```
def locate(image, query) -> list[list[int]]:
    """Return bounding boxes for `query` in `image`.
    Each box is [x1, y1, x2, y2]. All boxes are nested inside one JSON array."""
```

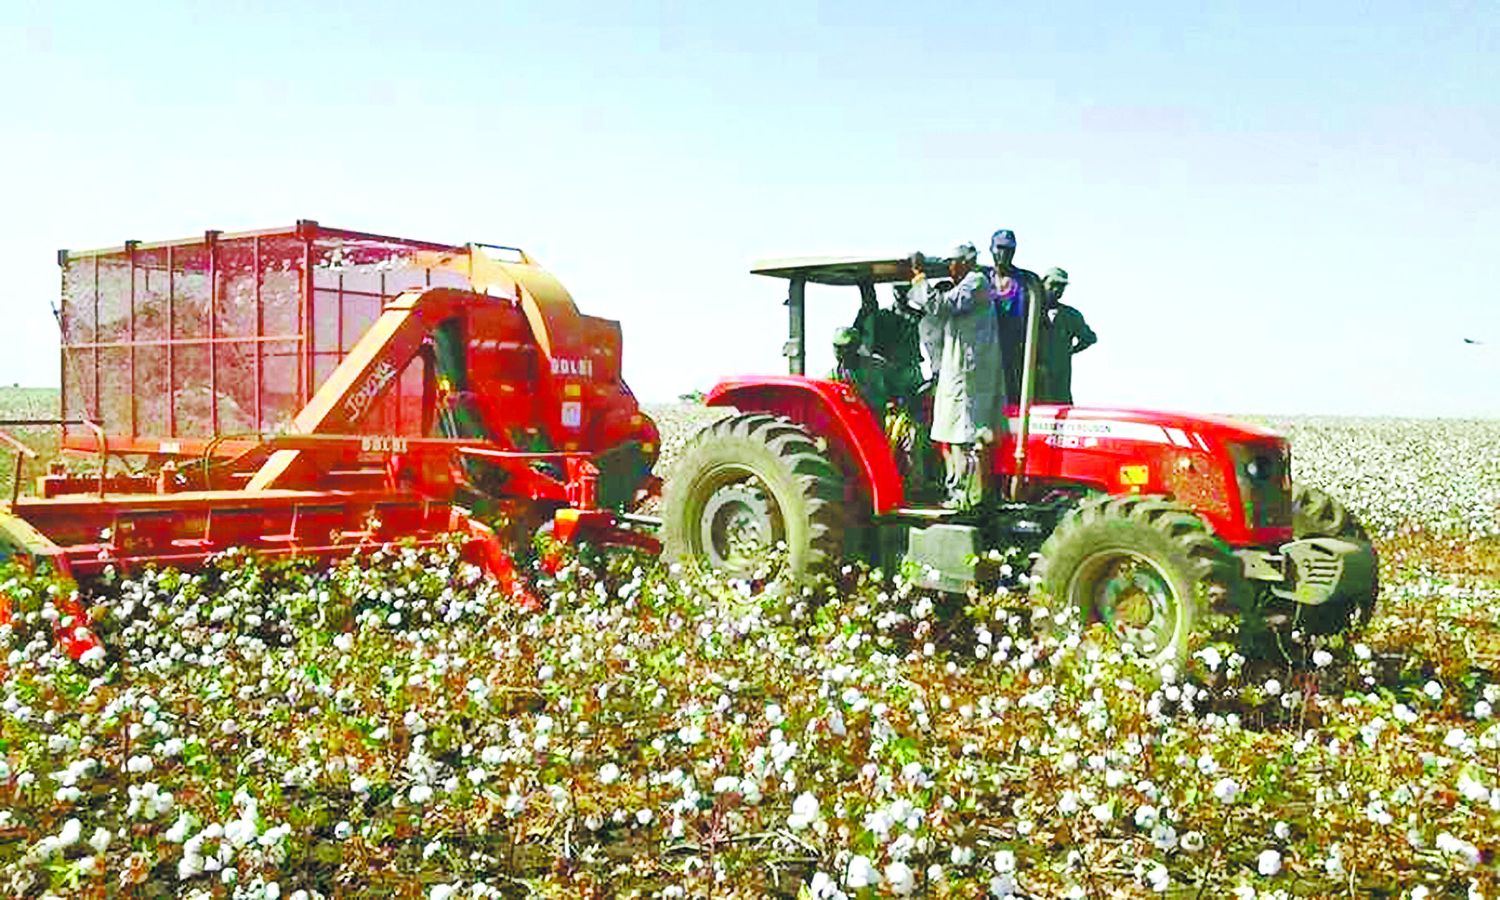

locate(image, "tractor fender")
[[706, 376, 905, 514]]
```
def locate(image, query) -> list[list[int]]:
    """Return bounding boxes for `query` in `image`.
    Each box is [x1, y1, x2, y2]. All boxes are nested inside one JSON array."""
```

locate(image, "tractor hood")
[[1013, 404, 1285, 448]]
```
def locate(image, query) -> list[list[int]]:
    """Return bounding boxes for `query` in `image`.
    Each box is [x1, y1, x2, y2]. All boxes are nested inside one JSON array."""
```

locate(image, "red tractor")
[[661, 256, 1377, 662]]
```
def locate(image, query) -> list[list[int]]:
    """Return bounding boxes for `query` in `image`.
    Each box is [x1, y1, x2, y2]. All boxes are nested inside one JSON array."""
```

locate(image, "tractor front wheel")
[[661, 414, 847, 580], [1031, 495, 1247, 667], [1285, 483, 1379, 634]]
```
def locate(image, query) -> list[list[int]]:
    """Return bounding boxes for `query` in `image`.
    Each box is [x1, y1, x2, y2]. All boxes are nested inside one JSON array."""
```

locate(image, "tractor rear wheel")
[[1031, 494, 1247, 667], [661, 414, 846, 580], [1286, 483, 1379, 634]]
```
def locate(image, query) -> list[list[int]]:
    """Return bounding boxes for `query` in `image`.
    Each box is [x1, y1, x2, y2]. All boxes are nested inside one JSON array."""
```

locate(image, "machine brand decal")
[[1009, 417, 1172, 445], [361, 436, 409, 453], [343, 360, 399, 423], [561, 401, 582, 429], [551, 357, 594, 378]]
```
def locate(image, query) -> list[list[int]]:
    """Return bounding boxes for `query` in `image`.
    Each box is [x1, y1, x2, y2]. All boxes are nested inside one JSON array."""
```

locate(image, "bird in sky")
[[1463, 338, 1482, 345]]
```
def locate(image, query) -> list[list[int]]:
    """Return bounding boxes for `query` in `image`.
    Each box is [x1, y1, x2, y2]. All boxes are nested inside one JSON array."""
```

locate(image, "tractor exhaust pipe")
[[1009, 279, 1043, 501]]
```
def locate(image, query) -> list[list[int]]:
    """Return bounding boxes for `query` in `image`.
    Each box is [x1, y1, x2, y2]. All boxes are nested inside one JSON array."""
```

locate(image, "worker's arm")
[[932, 272, 985, 316], [1071, 310, 1097, 353]]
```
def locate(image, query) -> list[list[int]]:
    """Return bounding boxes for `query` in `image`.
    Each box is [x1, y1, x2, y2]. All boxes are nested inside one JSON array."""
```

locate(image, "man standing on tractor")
[[987, 229, 1045, 403], [1035, 267, 1097, 404], [830, 326, 888, 415], [853, 281, 924, 408], [858, 280, 933, 498], [926, 243, 1004, 510], [908, 251, 943, 382]]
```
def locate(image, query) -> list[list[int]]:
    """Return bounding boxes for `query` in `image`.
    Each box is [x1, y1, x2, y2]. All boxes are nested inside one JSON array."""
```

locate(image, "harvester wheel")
[[1031, 494, 1247, 667], [662, 414, 846, 580], [1286, 483, 1379, 634]]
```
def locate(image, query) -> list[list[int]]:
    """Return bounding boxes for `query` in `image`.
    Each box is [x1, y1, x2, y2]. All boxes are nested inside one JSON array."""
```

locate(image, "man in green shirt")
[[830, 326, 888, 415], [854, 284, 924, 408], [1035, 268, 1097, 405]]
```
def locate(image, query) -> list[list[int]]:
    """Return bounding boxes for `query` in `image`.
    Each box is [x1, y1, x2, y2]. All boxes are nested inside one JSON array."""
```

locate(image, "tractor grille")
[[1298, 557, 1342, 590], [1229, 441, 1292, 530]]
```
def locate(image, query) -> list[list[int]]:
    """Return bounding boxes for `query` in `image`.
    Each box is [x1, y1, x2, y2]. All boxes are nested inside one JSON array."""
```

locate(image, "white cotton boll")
[[1263, 679, 1282, 697], [1257, 849, 1282, 876], [1425, 681, 1444, 701], [1145, 863, 1169, 892], [1476, 701, 1494, 720], [1151, 822, 1178, 851], [846, 855, 879, 889], [58, 818, 81, 847], [223, 818, 256, 848], [409, 784, 433, 804], [1312, 649, 1334, 668], [739, 777, 762, 806], [598, 763, 621, 785], [334, 821, 353, 840], [787, 792, 819, 829], [89, 827, 111, 854], [351, 776, 370, 794], [886, 861, 915, 895], [1213, 778, 1241, 804]]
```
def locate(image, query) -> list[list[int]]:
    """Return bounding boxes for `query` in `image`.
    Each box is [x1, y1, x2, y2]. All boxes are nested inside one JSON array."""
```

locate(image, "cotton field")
[[0, 411, 1496, 898]]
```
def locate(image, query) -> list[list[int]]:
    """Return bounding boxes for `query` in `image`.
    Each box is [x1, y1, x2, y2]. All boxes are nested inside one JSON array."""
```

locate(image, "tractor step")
[[887, 507, 965, 521]]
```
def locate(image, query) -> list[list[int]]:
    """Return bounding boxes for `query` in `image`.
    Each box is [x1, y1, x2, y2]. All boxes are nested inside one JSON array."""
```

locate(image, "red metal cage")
[[58, 220, 475, 458]]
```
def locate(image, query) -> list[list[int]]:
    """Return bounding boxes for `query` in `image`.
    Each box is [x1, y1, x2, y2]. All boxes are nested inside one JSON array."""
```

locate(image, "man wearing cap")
[[1035, 267, 1096, 404], [829, 326, 887, 416], [987, 229, 1045, 404], [925, 243, 1004, 509]]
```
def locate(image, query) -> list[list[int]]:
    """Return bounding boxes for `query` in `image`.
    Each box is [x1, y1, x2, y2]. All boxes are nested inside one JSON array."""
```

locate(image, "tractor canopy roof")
[[751, 256, 944, 286]]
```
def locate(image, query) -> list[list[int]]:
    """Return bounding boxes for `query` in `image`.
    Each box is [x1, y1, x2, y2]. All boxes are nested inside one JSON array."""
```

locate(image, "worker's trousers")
[[941, 442, 985, 510]]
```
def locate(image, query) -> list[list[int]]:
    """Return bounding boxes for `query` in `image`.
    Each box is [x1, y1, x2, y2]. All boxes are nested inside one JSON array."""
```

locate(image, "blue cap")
[[990, 229, 1017, 252]]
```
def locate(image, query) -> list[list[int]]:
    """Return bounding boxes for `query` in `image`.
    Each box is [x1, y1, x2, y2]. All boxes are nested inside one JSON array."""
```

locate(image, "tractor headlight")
[[1228, 442, 1292, 529]]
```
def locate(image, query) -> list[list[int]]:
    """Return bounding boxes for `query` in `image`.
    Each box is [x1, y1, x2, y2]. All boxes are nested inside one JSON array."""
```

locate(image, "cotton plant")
[[1, 419, 1499, 894]]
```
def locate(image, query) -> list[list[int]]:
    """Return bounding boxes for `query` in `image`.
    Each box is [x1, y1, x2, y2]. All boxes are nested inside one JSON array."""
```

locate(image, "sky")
[[2, 0, 1497, 417]]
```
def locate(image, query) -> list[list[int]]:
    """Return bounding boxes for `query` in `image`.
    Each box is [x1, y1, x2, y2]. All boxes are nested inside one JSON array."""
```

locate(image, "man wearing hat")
[[1035, 267, 1096, 404], [926, 243, 1004, 509], [829, 326, 887, 415], [987, 229, 1044, 404]]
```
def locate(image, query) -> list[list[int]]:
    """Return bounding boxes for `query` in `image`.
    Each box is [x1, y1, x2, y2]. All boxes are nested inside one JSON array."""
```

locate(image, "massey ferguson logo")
[[343, 359, 399, 422], [550, 357, 594, 378]]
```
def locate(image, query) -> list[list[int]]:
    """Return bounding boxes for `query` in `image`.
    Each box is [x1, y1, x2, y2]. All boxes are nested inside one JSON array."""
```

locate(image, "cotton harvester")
[[0, 221, 661, 639]]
